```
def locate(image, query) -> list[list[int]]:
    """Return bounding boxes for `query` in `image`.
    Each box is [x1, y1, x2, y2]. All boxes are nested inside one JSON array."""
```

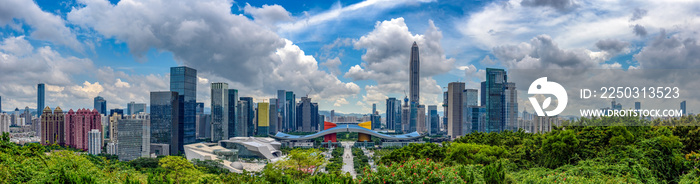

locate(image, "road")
[[340, 141, 356, 178]]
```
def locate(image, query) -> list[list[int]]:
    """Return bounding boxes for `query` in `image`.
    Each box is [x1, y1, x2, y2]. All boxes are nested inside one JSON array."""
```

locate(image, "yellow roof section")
[[358, 121, 371, 130]]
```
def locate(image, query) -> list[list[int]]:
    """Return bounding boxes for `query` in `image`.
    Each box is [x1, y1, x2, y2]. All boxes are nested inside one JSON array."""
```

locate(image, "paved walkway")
[[340, 141, 356, 178]]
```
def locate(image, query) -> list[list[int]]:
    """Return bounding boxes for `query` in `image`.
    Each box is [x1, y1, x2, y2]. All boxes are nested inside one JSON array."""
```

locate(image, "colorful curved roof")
[[271, 123, 424, 141]]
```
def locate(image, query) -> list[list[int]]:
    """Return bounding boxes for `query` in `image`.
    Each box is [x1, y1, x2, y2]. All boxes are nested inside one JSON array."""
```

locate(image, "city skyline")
[[0, 0, 699, 115]]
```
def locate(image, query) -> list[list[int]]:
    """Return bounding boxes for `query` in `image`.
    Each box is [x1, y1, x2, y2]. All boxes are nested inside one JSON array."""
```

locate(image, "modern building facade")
[[65, 108, 102, 151], [94, 96, 106, 115], [0, 113, 10, 133], [228, 89, 238, 139], [211, 82, 229, 142], [127, 102, 146, 115], [41, 106, 65, 145], [150, 91, 180, 155], [170, 66, 197, 148], [286, 92, 296, 132], [483, 68, 507, 133], [37, 83, 45, 117], [296, 97, 318, 132], [276, 90, 287, 132], [238, 97, 254, 137], [88, 129, 102, 155], [386, 97, 401, 132], [409, 42, 420, 105], [117, 114, 150, 161], [505, 82, 518, 131], [257, 102, 269, 136], [269, 99, 278, 134], [681, 101, 687, 116], [428, 105, 439, 135], [447, 82, 465, 139]]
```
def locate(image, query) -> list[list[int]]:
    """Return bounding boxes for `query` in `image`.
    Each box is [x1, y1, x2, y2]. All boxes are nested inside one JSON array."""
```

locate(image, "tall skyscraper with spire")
[[409, 42, 420, 105]]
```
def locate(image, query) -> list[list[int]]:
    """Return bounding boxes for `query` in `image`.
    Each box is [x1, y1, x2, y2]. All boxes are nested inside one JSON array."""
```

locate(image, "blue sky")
[[1, 0, 699, 115]]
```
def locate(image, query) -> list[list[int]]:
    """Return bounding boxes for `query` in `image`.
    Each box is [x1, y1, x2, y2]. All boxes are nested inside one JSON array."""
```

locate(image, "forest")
[[1, 115, 699, 183]]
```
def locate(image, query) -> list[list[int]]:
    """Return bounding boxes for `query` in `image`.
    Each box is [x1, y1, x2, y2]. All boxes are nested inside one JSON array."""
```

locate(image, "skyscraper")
[[276, 90, 287, 131], [88, 129, 102, 155], [505, 83, 518, 131], [371, 103, 381, 129], [447, 82, 465, 139], [117, 113, 150, 161], [483, 68, 507, 133], [296, 97, 319, 132], [428, 105, 439, 135], [269, 99, 278, 134], [0, 113, 9, 133], [681, 101, 687, 116], [409, 42, 420, 105], [65, 108, 102, 151], [635, 102, 641, 110], [386, 97, 401, 132], [416, 105, 426, 133], [37, 83, 45, 116], [227, 89, 238, 139], [170, 66, 196, 147], [127, 102, 146, 115], [238, 97, 254, 136], [150, 91, 180, 155], [0, 96, 3, 112], [41, 106, 65, 146], [286, 91, 296, 132], [211, 83, 228, 142], [24, 106, 30, 126], [257, 102, 269, 136]]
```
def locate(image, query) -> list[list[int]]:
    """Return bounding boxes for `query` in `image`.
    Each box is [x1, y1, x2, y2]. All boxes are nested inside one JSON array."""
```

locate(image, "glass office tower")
[[37, 83, 45, 116], [170, 66, 196, 151], [150, 91, 180, 155]]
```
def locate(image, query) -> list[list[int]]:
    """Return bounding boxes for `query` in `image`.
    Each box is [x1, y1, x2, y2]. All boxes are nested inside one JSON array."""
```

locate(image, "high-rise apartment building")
[[65, 109, 102, 151], [0, 113, 10, 133], [170, 66, 196, 147], [150, 91, 180, 155], [41, 107, 65, 145], [211, 82, 228, 142], [88, 129, 102, 155]]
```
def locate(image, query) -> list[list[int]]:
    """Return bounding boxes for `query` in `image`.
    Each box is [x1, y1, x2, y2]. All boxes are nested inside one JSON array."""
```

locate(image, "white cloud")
[[0, 0, 83, 51], [67, 0, 361, 106], [114, 78, 131, 88], [243, 3, 294, 30]]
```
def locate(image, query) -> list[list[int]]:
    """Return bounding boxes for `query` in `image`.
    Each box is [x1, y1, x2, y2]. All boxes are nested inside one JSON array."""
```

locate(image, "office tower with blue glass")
[[482, 68, 507, 133], [269, 98, 278, 134], [296, 96, 318, 132], [286, 91, 296, 132], [170, 66, 197, 151], [276, 90, 287, 132], [238, 97, 254, 136], [447, 82, 465, 139], [150, 91, 180, 155], [681, 101, 687, 116], [37, 83, 45, 116], [210, 82, 228, 142], [428, 105, 439, 135], [227, 89, 238, 139], [504, 83, 518, 131], [386, 97, 401, 132]]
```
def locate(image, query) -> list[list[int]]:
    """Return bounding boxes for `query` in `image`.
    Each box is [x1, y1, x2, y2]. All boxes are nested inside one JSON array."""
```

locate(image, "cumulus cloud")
[[67, 0, 360, 103], [243, 3, 294, 30], [493, 35, 605, 69], [630, 8, 647, 21], [0, 0, 83, 51], [321, 57, 342, 76], [635, 30, 700, 69], [633, 24, 648, 37], [521, 0, 578, 12], [345, 18, 454, 96], [595, 38, 629, 54]]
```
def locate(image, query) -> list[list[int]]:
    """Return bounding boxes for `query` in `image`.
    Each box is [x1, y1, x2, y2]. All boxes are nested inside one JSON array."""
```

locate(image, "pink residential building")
[[65, 109, 102, 151]]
